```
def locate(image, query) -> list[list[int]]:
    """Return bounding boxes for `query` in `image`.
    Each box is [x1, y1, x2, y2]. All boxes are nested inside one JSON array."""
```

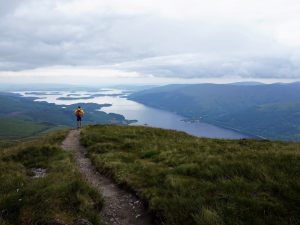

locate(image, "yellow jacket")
[[74, 108, 84, 117]]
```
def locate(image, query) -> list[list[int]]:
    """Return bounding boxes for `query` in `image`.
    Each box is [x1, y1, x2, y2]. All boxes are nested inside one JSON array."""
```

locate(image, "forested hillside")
[[129, 83, 300, 140]]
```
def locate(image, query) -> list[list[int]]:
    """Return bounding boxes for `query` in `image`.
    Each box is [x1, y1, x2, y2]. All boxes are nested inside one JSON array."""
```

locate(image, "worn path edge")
[[61, 129, 153, 225]]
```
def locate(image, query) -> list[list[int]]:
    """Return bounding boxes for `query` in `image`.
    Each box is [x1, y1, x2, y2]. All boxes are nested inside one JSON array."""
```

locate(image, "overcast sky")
[[0, 0, 300, 84]]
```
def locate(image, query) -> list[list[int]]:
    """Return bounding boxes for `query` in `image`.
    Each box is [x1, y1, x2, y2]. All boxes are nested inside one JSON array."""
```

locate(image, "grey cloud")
[[0, 3, 153, 70], [0, 0, 21, 15], [114, 54, 300, 79], [0, 0, 299, 79]]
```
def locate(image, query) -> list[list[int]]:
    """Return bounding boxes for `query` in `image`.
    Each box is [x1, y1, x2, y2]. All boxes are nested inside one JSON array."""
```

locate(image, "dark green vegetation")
[[129, 83, 300, 140], [0, 92, 127, 139], [81, 125, 300, 225], [0, 131, 103, 225], [0, 117, 55, 139]]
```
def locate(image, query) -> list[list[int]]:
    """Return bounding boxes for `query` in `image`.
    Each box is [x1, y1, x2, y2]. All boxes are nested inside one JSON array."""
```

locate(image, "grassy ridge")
[[0, 117, 57, 139], [81, 125, 300, 225], [0, 131, 103, 225]]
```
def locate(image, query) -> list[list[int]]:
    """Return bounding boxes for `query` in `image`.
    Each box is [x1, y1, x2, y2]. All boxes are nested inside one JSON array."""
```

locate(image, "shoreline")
[[180, 118, 265, 140], [13, 90, 260, 140]]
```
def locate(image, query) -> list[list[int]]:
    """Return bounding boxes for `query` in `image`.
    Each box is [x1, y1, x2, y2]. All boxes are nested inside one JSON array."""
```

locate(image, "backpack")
[[75, 109, 83, 117]]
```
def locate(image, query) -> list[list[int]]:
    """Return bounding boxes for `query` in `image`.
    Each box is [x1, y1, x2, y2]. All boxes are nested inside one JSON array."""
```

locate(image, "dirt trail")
[[61, 129, 153, 225]]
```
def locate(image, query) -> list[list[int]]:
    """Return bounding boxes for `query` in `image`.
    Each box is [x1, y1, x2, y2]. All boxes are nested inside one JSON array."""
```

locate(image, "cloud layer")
[[0, 0, 300, 82]]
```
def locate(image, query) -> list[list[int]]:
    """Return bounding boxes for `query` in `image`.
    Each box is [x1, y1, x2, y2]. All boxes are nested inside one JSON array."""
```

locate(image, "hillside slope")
[[0, 130, 103, 225], [129, 83, 300, 140], [81, 125, 300, 225]]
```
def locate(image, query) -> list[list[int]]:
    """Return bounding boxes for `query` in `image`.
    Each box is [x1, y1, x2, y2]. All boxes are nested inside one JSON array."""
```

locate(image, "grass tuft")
[[0, 130, 103, 225], [81, 125, 300, 225]]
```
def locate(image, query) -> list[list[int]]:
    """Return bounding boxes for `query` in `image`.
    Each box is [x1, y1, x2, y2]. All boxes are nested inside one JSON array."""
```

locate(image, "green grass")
[[0, 140, 18, 149], [0, 130, 103, 225], [0, 117, 56, 139], [81, 125, 300, 225]]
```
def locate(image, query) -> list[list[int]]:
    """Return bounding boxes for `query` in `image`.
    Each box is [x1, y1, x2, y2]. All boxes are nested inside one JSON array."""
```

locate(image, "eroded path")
[[61, 129, 153, 225]]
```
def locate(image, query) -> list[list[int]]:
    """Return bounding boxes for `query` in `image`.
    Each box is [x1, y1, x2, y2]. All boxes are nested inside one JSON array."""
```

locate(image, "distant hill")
[[129, 83, 300, 140], [229, 81, 265, 86], [0, 93, 128, 139], [110, 84, 159, 91]]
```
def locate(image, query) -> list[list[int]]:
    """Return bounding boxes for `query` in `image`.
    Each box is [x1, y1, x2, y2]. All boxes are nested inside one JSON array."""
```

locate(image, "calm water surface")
[[17, 89, 251, 139]]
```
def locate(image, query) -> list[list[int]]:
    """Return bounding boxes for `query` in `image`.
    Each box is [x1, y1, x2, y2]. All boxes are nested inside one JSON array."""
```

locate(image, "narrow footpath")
[[61, 129, 153, 225]]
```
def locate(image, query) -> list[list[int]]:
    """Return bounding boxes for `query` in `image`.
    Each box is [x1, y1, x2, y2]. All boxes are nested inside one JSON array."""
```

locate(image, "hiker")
[[74, 106, 84, 128]]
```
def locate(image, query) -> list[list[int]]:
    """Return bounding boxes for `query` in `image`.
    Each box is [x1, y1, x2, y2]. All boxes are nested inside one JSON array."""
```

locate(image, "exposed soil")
[[31, 168, 47, 179], [61, 129, 153, 225]]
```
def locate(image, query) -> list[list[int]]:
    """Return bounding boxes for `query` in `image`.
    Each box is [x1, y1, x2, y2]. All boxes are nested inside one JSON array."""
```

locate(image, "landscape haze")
[[1, 0, 300, 225]]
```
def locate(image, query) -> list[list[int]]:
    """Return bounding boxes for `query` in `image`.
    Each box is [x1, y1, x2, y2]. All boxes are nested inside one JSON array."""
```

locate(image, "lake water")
[[17, 89, 251, 139]]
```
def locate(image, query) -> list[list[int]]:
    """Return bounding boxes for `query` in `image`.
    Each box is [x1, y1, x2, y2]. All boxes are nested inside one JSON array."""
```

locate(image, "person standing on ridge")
[[74, 106, 84, 128]]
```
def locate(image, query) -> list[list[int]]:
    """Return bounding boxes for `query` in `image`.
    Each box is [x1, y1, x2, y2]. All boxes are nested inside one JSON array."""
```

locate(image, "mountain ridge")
[[129, 82, 300, 140]]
